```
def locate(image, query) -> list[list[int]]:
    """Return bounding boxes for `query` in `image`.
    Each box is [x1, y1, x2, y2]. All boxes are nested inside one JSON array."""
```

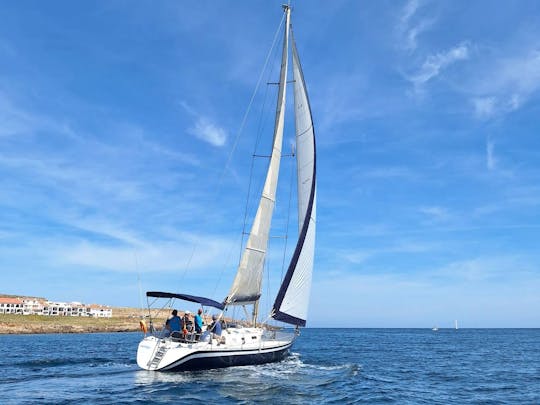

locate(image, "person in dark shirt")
[[167, 309, 182, 334]]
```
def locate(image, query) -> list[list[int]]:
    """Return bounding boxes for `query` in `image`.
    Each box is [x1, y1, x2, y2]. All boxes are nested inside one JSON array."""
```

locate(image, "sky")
[[1, 0, 539, 328]]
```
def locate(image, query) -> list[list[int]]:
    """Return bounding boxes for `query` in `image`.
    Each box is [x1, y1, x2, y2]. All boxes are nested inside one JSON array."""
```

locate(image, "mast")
[[225, 5, 291, 312]]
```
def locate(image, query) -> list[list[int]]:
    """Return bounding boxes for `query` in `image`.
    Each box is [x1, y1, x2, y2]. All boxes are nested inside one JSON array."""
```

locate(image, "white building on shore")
[[0, 297, 23, 314], [0, 296, 112, 317]]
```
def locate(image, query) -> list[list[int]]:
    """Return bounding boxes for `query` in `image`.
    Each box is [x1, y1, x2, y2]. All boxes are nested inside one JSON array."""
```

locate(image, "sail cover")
[[226, 8, 291, 305], [272, 30, 317, 326]]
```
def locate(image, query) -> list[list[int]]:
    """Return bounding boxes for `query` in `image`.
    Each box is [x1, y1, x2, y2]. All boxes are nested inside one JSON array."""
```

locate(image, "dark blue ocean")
[[1, 329, 539, 404]]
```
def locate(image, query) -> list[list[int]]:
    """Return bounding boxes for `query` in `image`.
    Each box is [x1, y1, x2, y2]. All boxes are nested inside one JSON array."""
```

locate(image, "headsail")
[[272, 28, 317, 326], [226, 7, 291, 305]]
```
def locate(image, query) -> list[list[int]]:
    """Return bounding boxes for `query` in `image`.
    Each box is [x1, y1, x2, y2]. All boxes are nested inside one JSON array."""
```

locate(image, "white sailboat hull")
[[137, 327, 295, 371]]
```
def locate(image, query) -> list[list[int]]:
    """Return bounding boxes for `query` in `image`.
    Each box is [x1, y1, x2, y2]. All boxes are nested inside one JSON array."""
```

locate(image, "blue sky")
[[1, 1, 539, 327]]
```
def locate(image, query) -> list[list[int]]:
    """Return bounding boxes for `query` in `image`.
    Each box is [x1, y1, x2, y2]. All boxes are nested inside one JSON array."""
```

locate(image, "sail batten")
[[226, 7, 291, 306]]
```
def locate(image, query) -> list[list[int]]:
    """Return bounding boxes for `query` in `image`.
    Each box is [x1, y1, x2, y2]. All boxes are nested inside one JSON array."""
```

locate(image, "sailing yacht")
[[136, 5, 317, 372]]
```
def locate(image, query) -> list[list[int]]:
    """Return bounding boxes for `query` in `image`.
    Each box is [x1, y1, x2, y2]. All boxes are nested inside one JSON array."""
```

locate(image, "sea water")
[[1, 328, 539, 404]]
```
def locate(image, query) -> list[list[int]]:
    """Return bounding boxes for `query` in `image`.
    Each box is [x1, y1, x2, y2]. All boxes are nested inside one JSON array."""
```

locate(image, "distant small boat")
[[432, 326, 438, 331], [454, 320, 458, 330]]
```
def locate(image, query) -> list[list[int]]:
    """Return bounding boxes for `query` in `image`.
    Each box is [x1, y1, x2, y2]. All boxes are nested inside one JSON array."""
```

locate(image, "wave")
[[12, 357, 116, 368]]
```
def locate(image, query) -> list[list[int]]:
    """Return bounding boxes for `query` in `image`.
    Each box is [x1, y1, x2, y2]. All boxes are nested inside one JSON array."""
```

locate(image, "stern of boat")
[[137, 336, 162, 370]]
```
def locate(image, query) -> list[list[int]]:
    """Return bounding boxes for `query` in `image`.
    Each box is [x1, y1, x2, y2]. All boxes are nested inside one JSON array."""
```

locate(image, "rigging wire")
[[178, 12, 287, 293]]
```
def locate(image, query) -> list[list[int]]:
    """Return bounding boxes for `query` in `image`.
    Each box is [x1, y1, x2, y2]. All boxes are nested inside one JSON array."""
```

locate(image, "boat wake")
[[12, 356, 115, 369], [3, 356, 135, 386]]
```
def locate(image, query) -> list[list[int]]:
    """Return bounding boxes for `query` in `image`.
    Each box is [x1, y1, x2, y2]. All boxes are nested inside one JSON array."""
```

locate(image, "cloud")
[[419, 206, 452, 223], [188, 116, 227, 147], [337, 240, 436, 266], [472, 97, 496, 118], [341, 251, 372, 265], [64, 217, 146, 247], [400, 0, 420, 26], [435, 255, 535, 283], [469, 49, 540, 118], [397, 0, 435, 51], [52, 238, 232, 273], [1, 213, 238, 275], [408, 43, 470, 87], [181, 101, 227, 147], [472, 94, 524, 119], [0, 153, 144, 206]]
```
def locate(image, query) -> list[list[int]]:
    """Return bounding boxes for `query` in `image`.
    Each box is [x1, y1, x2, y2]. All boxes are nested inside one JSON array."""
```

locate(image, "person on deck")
[[210, 314, 222, 338], [194, 308, 204, 335], [165, 309, 182, 337], [183, 311, 193, 333]]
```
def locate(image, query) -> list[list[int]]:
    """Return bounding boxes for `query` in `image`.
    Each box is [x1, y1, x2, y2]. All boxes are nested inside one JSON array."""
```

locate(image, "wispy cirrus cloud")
[[181, 101, 228, 147], [470, 49, 540, 119], [435, 255, 537, 282], [52, 235, 235, 274], [400, 0, 420, 28], [0, 153, 144, 206], [397, 0, 435, 51], [408, 43, 470, 87], [338, 240, 437, 266], [472, 96, 496, 118], [419, 206, 452, 223], [188, 116, 227, 147]]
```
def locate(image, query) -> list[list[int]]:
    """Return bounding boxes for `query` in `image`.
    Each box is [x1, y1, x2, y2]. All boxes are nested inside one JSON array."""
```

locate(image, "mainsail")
[[226, 7, 291, 305], [272, 29, 317, 327]]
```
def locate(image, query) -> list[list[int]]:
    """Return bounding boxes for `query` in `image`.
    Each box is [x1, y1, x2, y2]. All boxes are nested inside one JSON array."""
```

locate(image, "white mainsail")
[[226, 7, 291, 305], [272, 30, 317, 326]]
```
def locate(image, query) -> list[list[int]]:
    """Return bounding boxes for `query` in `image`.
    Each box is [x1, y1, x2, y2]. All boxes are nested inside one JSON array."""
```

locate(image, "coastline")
[[0, 307, 148, 335]]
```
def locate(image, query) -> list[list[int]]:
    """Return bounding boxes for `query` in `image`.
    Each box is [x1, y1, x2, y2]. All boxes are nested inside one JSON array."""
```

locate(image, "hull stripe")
[[161, 342, 293, 371]]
